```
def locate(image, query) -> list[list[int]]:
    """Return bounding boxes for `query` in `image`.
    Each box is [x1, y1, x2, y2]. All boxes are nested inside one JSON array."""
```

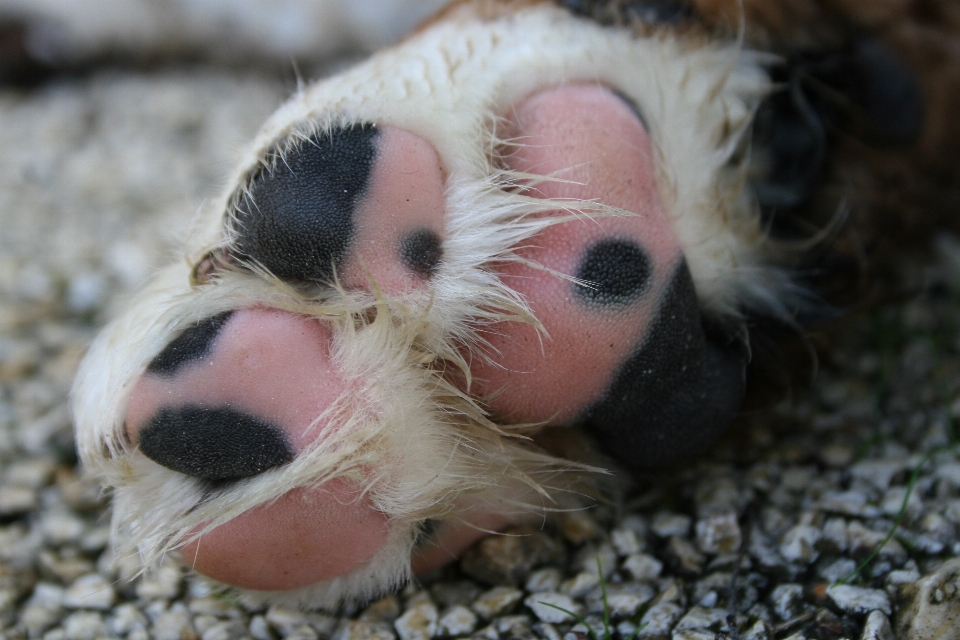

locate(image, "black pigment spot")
[[146, 312, 234, 377], [234, 123, 380, 282], [139, 406, 294, 481], [400, 228, 443, 277], [584, 261, 745, 470], [574, 239, 652, 306]]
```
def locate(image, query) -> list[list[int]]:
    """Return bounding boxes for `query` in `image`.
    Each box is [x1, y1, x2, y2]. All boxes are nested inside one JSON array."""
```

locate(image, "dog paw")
[[72, 0, 795, 608]]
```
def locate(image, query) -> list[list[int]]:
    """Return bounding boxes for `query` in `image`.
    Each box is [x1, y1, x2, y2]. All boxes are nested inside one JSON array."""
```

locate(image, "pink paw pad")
[[126, 308, 388, 590], [472, 85, 745, 469], [232, 124, 446, 295]]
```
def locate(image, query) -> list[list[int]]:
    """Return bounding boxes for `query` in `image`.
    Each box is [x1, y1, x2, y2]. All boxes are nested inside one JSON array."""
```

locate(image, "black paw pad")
[[147, 312, 234, 377], [400, 228, 443, 278], [585, 261, 745, 470], [234, 123, 380, 282], [139, 406, 294, 481], [574, 239, 652, 307]]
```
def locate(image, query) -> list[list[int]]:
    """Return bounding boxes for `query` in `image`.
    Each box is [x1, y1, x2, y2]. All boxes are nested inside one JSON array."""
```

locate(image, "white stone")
[[109, 603, 148, 635], [526, 568, 563, 593], [674, 606, 728, 632], [0, 486, 38, 516], [859, 610, 893, 640], [334, 621, 394, 640], [62, 574, 116, 611], [850, 460, 907, 491], [826, 585, 891, 616], [560, 572, 600, 599], [248, 616, 271, 640], [602, 589, 654, 619], [611, 528, 644, 556], [472, 587, 523, 620], [438, 606, 477, 637], [881, 486, 923, 522], [779, 525, 821, 563], [525, 593, 581, 624], [895, 557, 960, 640], [742, 619, 769, 640], [137, 563, 183, 600], [769, 584, 804, 622], [622, 554, 663, 581], [266, 605, 307, 636], [394, 602, 438, 640], [652, 513, 692, 538], [201, 620, 248, 640], [40, 511, 86, 546], [152, 606, 199, 640], [637, 602, 683, 639], [63, 611, 107, 640], [695, 513, 742, 555], [817, 491, 882, 518]]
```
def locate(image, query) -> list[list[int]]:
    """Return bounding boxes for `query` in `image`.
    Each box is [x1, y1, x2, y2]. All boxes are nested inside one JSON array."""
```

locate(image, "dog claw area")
[[2, 9, 960, 640]]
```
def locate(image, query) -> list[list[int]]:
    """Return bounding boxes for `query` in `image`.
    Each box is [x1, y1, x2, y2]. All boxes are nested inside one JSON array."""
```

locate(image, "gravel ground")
[[2, 51, 960, 640]]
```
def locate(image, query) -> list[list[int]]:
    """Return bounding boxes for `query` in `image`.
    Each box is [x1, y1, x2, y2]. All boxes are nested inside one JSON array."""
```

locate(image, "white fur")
[[72, 1, 794, 609]]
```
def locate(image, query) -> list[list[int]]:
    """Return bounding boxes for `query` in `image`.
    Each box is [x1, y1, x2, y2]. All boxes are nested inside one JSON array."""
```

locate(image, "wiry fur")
[[72, 1, 803, 608]]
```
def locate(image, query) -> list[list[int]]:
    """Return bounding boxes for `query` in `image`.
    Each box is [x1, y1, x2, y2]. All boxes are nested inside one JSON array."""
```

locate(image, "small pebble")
[[559, 572, 599, 599], [779, 525, 822, 564], [826, 585, 892, 616], [137, 564, 183, 600], [610, 528, 644, 556], [110, 603, 149, 636], [0, 486, 39, 517], [249, 615, 272, 640], [152, 604, 199, 640], [622, 553, 663, 581], [651, 513, 691, 538], [200, 620, 248, 640], [393, 601, 437, 640], [265, 605, 307, 636], [665, 536, 705, 575], [437, 605, 476, 636], [40, 511, 86, 547], [673, 606, 729, 632], [635, 601, 683, 639], [695, 513, 742, 555], [472, 587, 524, 620], [860, 610, 894, 640], [525, 592, 580, 624], [585, 584, 654, 619], [769, 584, 805, 622], [62, 575, 116, 611], [525, 568, 562, 594], [62, 610, 107, 640]]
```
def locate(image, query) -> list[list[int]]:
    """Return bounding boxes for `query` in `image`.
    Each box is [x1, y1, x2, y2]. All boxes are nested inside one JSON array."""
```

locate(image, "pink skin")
[[470, 84, 685, 425], [126, 309, 389, 590], [340, 125, 447, 294]]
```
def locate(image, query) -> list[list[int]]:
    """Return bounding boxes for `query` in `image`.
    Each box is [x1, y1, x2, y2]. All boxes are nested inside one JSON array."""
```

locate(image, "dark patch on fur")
[[234, 123, 380, 282], [400, 228, 443, 278], [557, 0, 692, 25], [574, 239, 652, 307], [139, 405, 293, 481], [413, 519, 439, 548], [754, 36, 925, 239], [147, 312, 234, 377], [584, 261, 745, 470]]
